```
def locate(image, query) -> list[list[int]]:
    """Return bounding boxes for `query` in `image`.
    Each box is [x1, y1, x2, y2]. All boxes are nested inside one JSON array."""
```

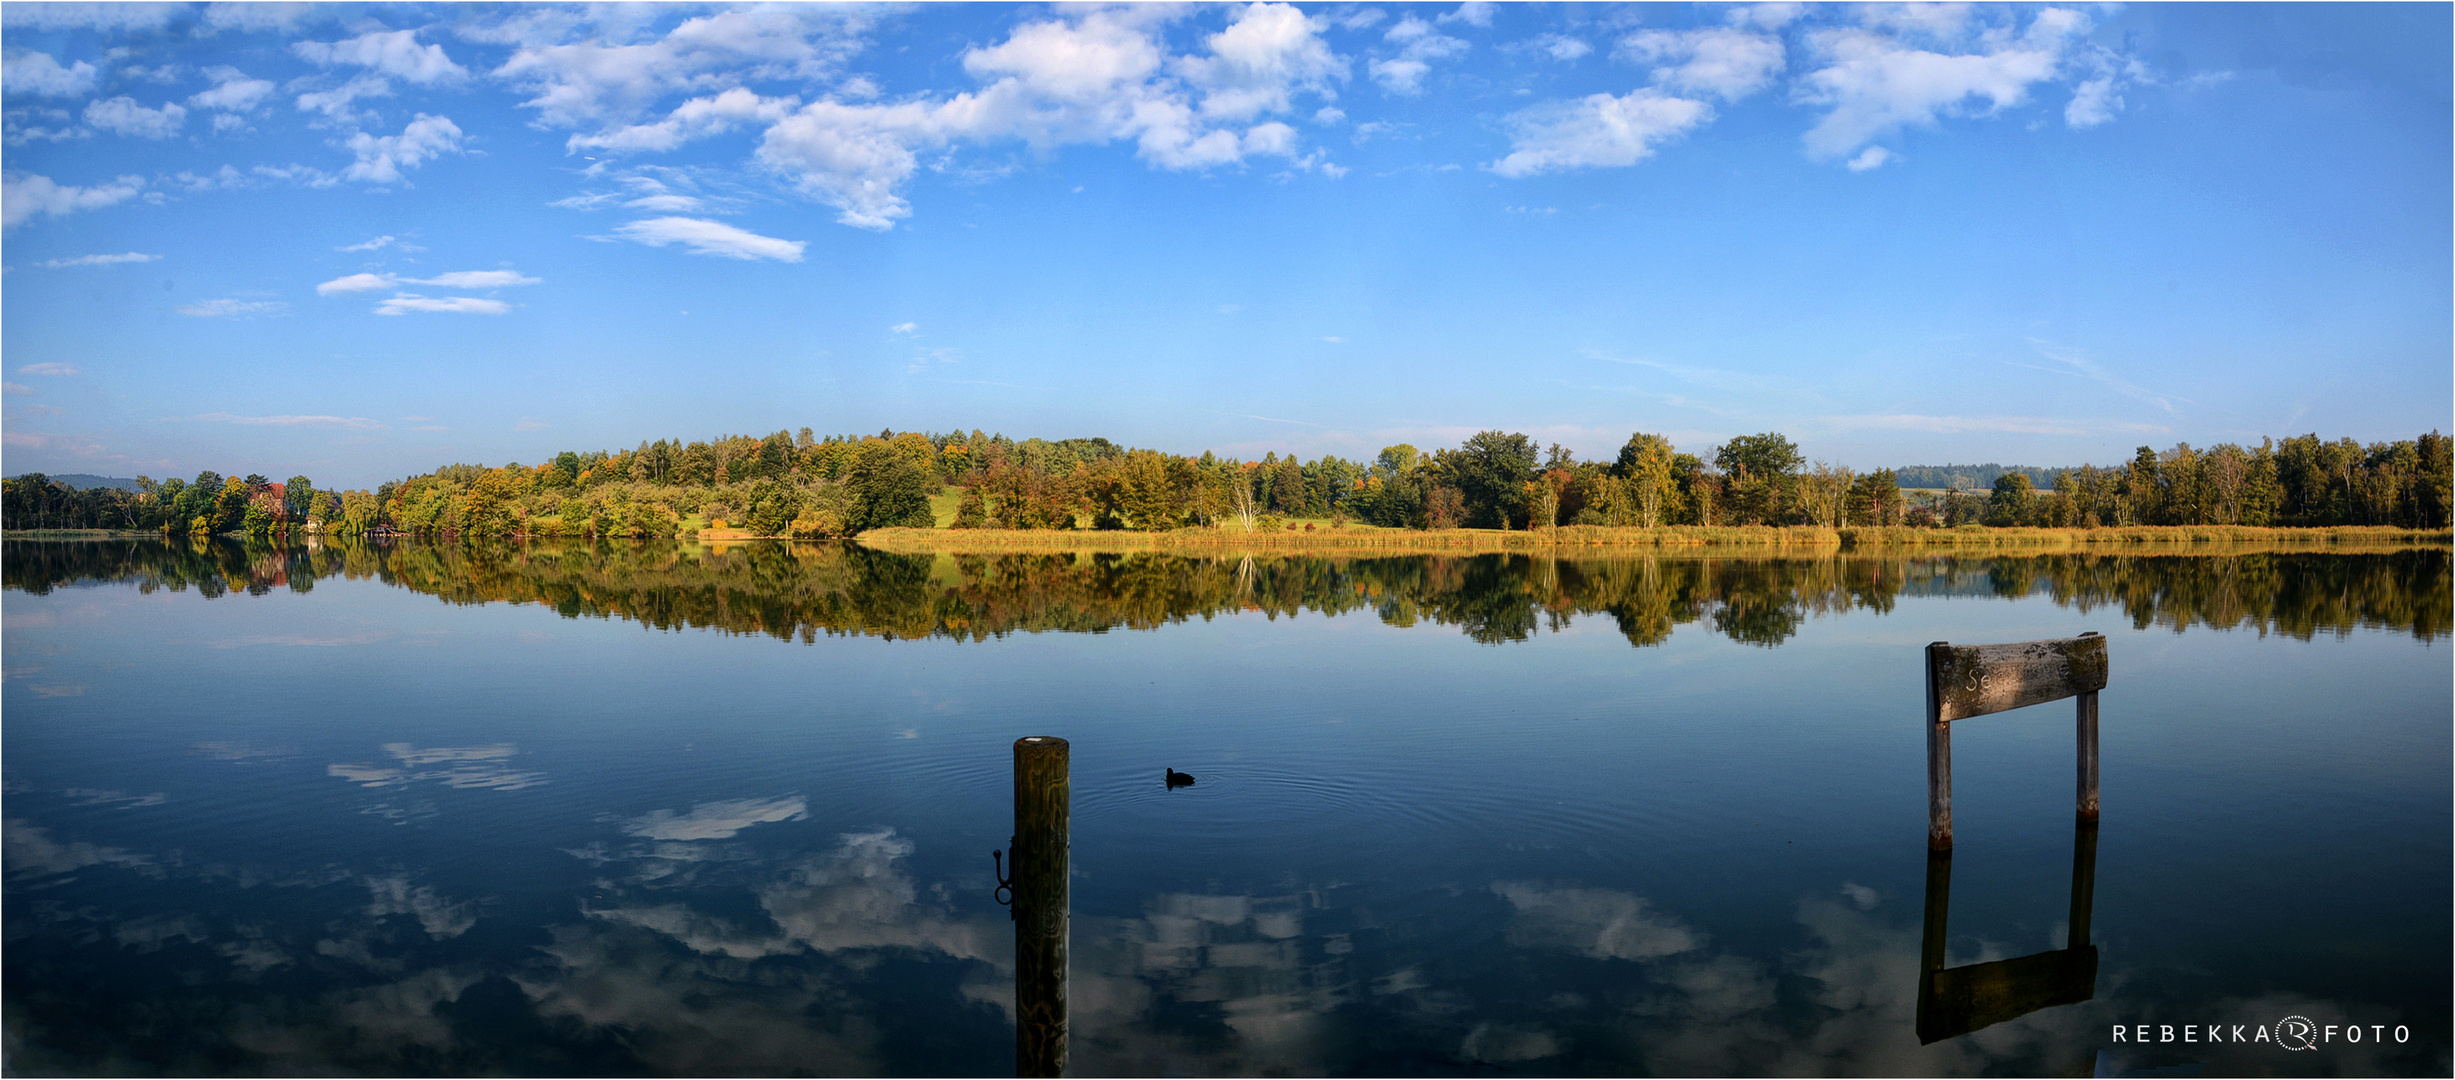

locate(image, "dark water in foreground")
[[3, 538, 2448, 1076]]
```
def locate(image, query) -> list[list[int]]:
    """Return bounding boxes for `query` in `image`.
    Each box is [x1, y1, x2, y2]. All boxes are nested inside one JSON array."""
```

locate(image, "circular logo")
[[2273, 1015, 2319, 1051]]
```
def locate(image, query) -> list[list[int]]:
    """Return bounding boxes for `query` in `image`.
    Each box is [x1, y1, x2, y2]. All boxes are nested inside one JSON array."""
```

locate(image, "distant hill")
[[1892, 464, 2069, 491], [6, 473, 144, 492]]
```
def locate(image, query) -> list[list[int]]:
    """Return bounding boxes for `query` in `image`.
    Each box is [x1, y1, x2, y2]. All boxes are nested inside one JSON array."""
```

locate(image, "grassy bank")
[[855, 523, 2450, 555]]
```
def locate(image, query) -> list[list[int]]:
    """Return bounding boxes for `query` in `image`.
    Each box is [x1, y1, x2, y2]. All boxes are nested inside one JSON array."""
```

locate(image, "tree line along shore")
[[5, 427, 2449, 542]]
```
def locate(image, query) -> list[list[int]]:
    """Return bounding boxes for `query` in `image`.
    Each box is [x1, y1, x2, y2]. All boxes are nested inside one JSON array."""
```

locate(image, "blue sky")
[[2, 2, 2447, 489]]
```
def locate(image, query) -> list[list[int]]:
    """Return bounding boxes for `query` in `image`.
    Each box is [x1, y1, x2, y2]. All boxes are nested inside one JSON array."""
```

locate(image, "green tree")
[[1436, 430, 1536, 528], [1119, 450, 1184, 530], [1799, 461, 1852, 527], [1375, 444, 1420, 479], [950, 483, 989, 528], [284, 475, 317, 522], [847, 439, 937, 532], [1985, 471, 2035, 526], [212, 477, 251, 534], [1715, 433, 1802, 525], [1847, 468, 1903, 526], [1714, 433, 1803, 481], [743, 480, 804, 535], [1271, 456, 1308, 515], [1613, 433, 1676, 528]]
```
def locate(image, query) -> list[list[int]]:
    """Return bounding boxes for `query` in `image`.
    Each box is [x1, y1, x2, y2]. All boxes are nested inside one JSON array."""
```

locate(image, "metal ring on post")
[[991, 842, 1016, 918]]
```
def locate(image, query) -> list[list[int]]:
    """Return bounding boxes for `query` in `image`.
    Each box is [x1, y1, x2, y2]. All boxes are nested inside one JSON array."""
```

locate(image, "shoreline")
[[9, 523, 2447, 556], [853, 523, 2451, 555]]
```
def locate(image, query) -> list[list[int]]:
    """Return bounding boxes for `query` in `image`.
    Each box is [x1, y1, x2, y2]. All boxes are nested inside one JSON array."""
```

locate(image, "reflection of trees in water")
[[7, 538, 2446, 647]]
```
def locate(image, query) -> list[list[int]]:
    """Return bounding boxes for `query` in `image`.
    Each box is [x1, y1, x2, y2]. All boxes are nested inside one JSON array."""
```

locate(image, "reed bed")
[[1837, 524, 2448, 548]]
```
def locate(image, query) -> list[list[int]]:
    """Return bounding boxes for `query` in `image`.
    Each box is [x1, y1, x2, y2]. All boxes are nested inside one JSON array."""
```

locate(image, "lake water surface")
[[3, 538, 2447, 1076]]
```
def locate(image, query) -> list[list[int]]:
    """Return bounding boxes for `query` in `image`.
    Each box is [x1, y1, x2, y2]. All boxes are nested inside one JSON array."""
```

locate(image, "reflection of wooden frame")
[[1916, 824, 2099, 1044], [1924, 634, 2107, 852]]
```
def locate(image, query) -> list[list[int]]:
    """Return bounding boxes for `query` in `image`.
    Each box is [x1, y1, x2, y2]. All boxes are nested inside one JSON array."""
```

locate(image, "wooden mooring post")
[[1924, 632, 2106, 852], [1011, 736, 1069, 1078]]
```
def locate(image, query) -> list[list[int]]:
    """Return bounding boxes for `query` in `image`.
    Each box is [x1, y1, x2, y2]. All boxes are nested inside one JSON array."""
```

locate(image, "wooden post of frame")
[[1012, 736, 1069, 1078], [1924, 632, 2107, 852], [1915, 820, 2102, 1044]]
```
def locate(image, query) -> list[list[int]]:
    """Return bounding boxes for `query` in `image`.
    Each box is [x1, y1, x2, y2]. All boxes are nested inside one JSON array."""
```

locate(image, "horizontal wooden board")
[[1929, 635, 2107, 723], [1917, 946, 2098, 1044]]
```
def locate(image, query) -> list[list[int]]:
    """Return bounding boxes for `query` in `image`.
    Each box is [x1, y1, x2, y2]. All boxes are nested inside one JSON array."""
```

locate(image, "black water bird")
[[1165, 768, 1196, 789]]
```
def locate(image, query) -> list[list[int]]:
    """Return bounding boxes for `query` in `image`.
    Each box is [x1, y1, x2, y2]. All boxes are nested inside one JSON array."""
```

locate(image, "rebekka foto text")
[[2113, 1018, 2409, 1051]]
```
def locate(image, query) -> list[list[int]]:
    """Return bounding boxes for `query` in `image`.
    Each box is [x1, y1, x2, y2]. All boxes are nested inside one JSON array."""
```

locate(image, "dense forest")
[[5, 427, 2450, 537]]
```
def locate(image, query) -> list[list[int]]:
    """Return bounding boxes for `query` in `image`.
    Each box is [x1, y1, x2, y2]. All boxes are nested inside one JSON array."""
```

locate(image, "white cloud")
[[1794, 8, 2090, 162], [338, 235, 400, 252], [625, 194, 701, 211], [1173, 3, 1346, 122], [4, 49, 101, 97], [35, 252, 157, 269], [412, 270, 540, 289], [20, 363, 82, 375], [625, 797, 807, 841], [1729, 3, 1808, 30], [2019, 339, 2187, 415], [319, 269, 545, 295], [1617, 28, 1785, 101], [1494, 882, 1704, 961], [2, 172, 146, 228], [1530, 34, 1592, 62], [3, 4, 185, 32], [1439, 2, 1495, 28], [315, 272, 395, 294], [374, 293, 511, 315], [3, 108, 90, 146], [2, 382, 32, 395], [200, 2, 333, 34], [490, 6, 872, 131], [342, 114, 464, 183], [2063, 50, 2145, 129], [362, 875, 477, 939], [751, 100, 935, 229], [2065, 75, 2118, 128], [120, 63, 187, 85], [1853, 2, 1979, 44], [176, 299, 288, 318], [82, 96, 187, 138], [1371, 16, 1469, 95], [328, 742, 542, 789], [608, 216, 806, 261], [526, 6, 1344, 232], [188, 66, 274, 112], [568, 87, 800, 154], [294, 74, 391, 125], [1490, 90, 1712, 177], [889, 322, 916, 333], [292, 29, 466, 84], [247, 163, 339, 188], [1845, 145, 1894, 171], [198, 411, 383, 428]]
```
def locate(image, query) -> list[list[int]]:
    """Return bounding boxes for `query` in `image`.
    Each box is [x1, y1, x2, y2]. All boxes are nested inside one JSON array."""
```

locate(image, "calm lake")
[[3, 537, 2448, 1076]]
